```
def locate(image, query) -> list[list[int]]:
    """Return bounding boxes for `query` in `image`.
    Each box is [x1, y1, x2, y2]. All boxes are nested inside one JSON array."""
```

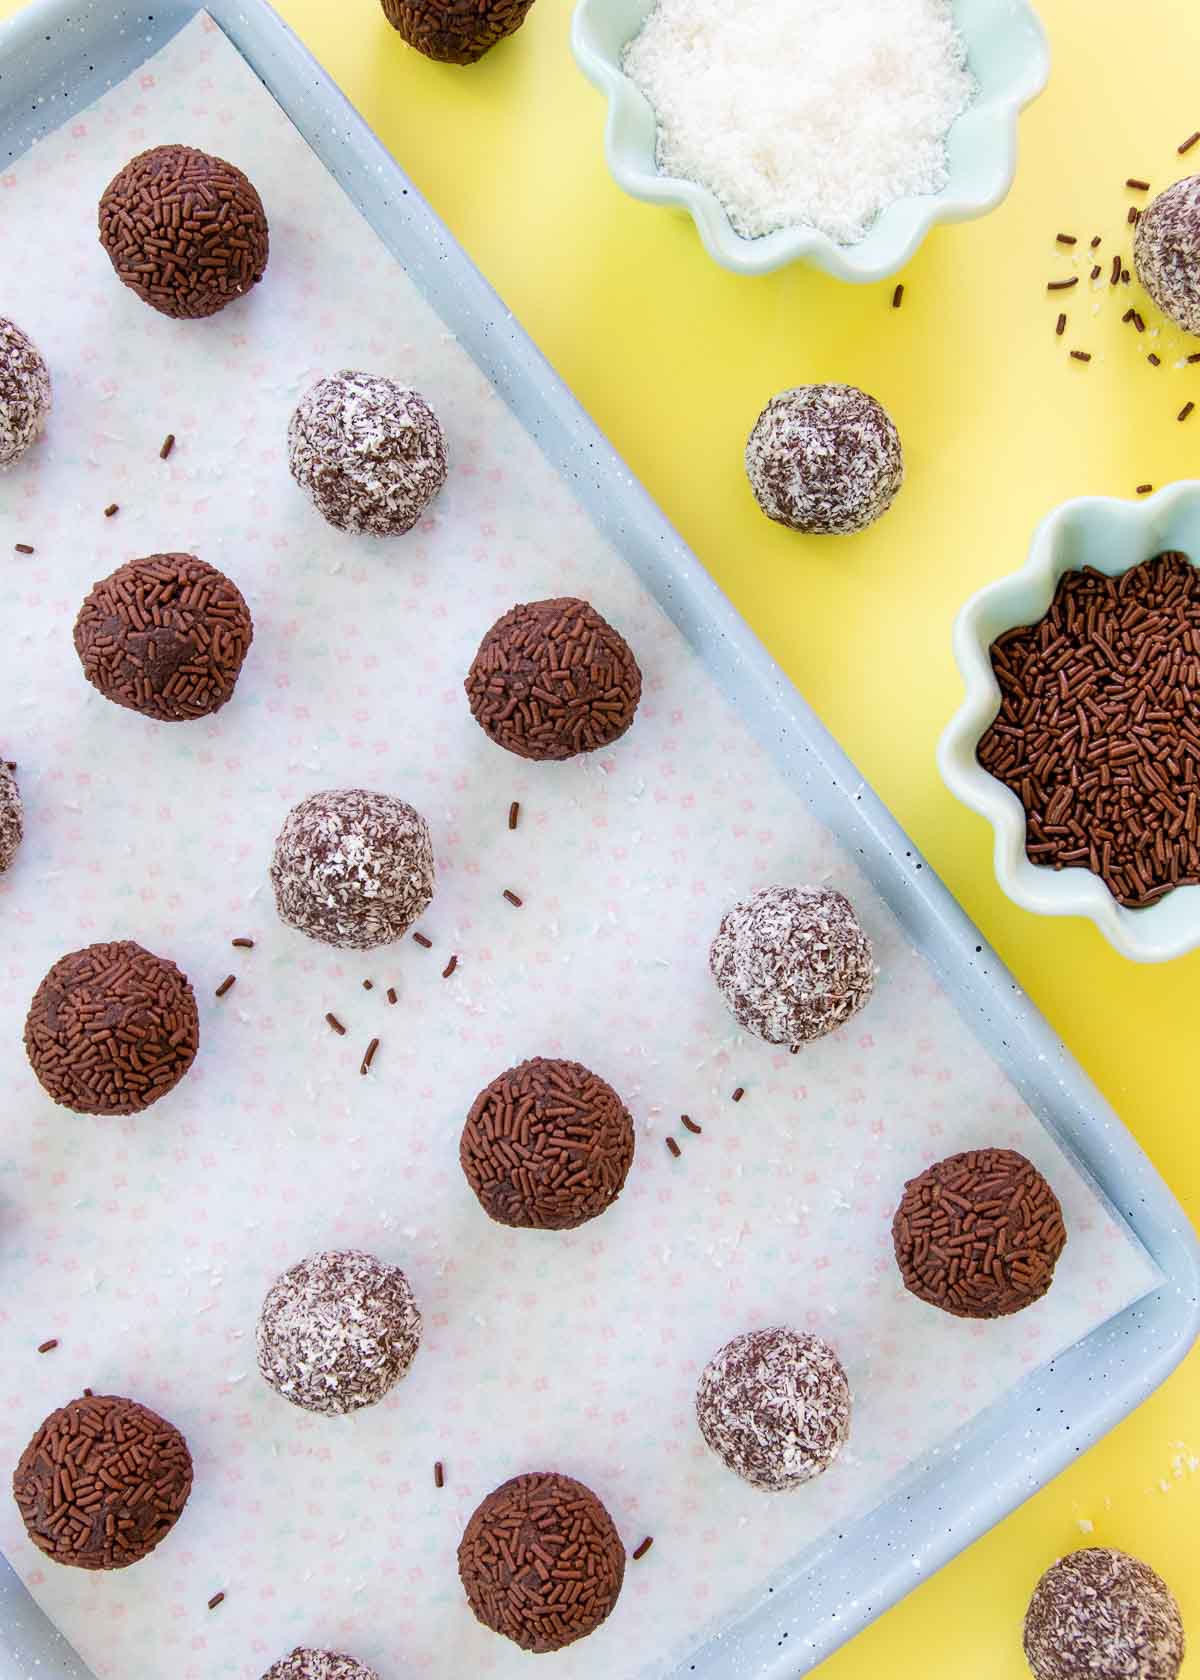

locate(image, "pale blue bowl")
[[571, 0, 1049, 281]]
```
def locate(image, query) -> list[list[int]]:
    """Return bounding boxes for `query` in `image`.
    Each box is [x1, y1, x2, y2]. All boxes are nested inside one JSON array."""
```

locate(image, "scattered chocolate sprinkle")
[[1128, 206, 1140, 225], [325, 1012, 346, 1036], [1047, 278, 1078, 291], [1189, 354, 1200, 364], [681, 1114, 702, 1134], [434, 1461, 445, 1489], [1090, 235, 1102, 248], [214, 974, 236, 998], [632, 1536, 654, 1561], [502, 889, 523, 907], [508, 800, 520, 830], [442, 954, 458, 979], [1136, 484, 1154, 494], [231, 937, 254, 949], [1149, 354, 1162, 366], [1180, 131, 1200, 155], [36, 1339, 58, 1354], [1122, 308, 1135, 323], [891, 283, 904, 308], [82, 1389, 92, 1398], [387, 986, 398, 1005], [362, 978, 373, 990], [1122, 268, 1131, 283], [1133, 311, 1146, 332], [1126, 178, 1151, 192], [1055, 233, 1076, 246], [159, 433, 175, 460], [1070, 350, 1092, 362], [360, 1037, 380, 1075], [103, 503, 118, 518], [1090, 265, 1101, 280], [1055, 312, 1067, 336], [666, 1136, 681, 1159], [14, 542, 34, 554], [207, 1592, 224, 1611], [1111, 255, 1122, 286], [1180, 402, 1195, 423], [412, 931, 433, 948], [731, 1087, 745, 1103]]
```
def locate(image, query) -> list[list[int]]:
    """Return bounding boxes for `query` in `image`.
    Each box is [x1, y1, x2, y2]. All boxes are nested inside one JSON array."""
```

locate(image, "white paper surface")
[[0, 16, 1158, 1680]]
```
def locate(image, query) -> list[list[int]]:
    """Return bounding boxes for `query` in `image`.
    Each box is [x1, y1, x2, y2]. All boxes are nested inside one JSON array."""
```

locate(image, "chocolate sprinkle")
[[434, 1461, 444, 1489], [1126, 178, 1151, 192], [1179, 132, 1200, 155], [387, 986, 398, 1005], [325, 1013, 346, 1036], [159, 433, 175, 460], [360, 1036, 380, 1075], [13, 1394, 192, 1570], [231, 937, 254, 949], [891, 283, 904, 308], [207, 1591, 225, 1611], [98, 144, 268, 319], [508, 800, 520, 830], [666, 1136, 681, 1159], [413, 931, 433, 948], [14, 542, 34, 554], [1047, 278, 1078, 291], [458, 1471, 625, 1653], [681, 1114, 702, 1134], [1111, 255, 1123, 285], [632, 1536, 654, 1561], [362, 979, 374, 990], [892, 1147, 1066, 1318], [1024, 1548, 1184, 1680], [731, 1087, 745, 1102], [24, 940, 199, 1115], [1148, 354, 1161, 366], [1056, 313, 1067, 336], [36, 1339, 58, 1354], [442, 954, 458, 979], [1137, 484, 1154, 494], [214, 974, 236, 998], [1070, 351, 1092, 362], [1090, 265, 1101, 280], [381, 0, 537, 64], [1179, 402, 1195, 423], [1090, 235, 1102, 248], [103, 504, 118, 519], [1055, 234, 1077, 246], [502, 888, 523, 907], [461, 1056, 635, 1231], [1128, 206, 1140, 225]]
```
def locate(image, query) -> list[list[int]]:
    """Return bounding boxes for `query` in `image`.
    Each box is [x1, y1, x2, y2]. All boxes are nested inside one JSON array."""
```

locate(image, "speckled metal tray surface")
[[0, 3, 1197, 1678]]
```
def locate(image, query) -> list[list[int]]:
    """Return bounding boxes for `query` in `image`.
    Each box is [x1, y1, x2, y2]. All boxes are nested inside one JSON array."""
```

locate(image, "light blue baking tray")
[[0, 3, 1197, 1677]]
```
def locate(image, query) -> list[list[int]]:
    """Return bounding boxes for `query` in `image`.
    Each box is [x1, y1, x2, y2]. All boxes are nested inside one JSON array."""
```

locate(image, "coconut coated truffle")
[[458, 1471, 625, 1652], [1024, 1549, 1185, 1680], [465, 597, 642, 761], [0, 317, 51, 469], [73, 553, 254, 722], [256, 1249, 422, 1417], [0, 758, 22, 873], [270, 788, 435, 950], [288, 371, 447, 536], [262, 1654, 382, 1680], [461, 1057, 636, 1230], [892, 1147, 1067, 1319], [381, 0, 537, 63], [98, 144, 268, 319], [746, 384, 904, 534], [1135, 176, 1200, 336], [709, 885, 876, 1048], [24, 940, 199, 1115], [13, 1394, 192, 1569], [695, 1327, 850, 1492]]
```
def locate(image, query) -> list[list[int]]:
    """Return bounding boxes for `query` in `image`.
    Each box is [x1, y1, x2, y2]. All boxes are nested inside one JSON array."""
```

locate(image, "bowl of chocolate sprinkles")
[[941, 482, 1200, 959]]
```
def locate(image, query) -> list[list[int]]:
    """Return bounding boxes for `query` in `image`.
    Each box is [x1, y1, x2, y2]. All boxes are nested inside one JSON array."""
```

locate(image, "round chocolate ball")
[[1024, 1549, 1185, 1680], [458, 1471, 625, 1652], [695, 1327, 850, 1492], [461, 1057, 635, 1230], [745, 384, 904, 535], [709, 885, 876, 1048], [465, 597, 642, 761], [262, 1654, 381, 1680], [73, 553, 254, 722], [892, 1147, 1067, 1319], [0, 758, 22, 873], [0, 317, 51, 469], [98, 144, 268, 320], [13, 1393, 192, 1569], [256, 1249, 422, 1416], [1135, 176, 1200, 336], [288, 371, 447, 536], [24, 940, 199, 1115], [381, 0, 537, 63], [270, 788, 435, 950]]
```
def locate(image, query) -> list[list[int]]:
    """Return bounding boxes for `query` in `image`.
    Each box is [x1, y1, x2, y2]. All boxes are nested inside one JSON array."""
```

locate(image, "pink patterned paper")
[[0, 15, 1158, 1680]]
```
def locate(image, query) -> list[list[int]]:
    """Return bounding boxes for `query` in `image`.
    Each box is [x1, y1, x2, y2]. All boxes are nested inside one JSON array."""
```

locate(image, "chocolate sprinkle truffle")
[[13, 1394, 192, 1570], [0, 317, 51, 469], [458, 1471, 625, 1652], [24, 940, 200, 1115], [745, 384, 904, 534], [262, 1654, 381, 1680], [695, 1327, 850, 1492], [461, 1056, 636, 1230], [256, 1249, 422, 1416], [270, 788, 435, 950], [0, 758, 22, 873], [893, 1147, 1067, 1319], [1135, 176, 1200, 336], [381, 0, 537, 63], [465, 597, 642, 761], [1024, 1549, 1185, 1680], [73, 553, 254, 722], [288, 371, 447, 536], [98, 144, 268, 319], [709, 885, 876, 1048]]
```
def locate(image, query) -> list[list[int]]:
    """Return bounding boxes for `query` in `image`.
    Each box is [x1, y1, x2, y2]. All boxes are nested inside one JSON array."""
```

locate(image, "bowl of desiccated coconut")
[[572, 0, 1049, 281]]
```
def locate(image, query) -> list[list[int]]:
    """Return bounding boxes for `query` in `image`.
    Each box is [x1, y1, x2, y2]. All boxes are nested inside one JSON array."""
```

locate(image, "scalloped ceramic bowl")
[[940, 483, 1200, 963], [571, 0, 1049, 281]]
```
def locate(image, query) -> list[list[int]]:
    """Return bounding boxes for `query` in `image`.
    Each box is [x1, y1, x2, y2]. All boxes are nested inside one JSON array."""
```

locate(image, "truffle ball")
[[256, 1249, 422, 1416], [98, 144, 268, 320], [73, 553, 254, 722], [1135, 176, 1200, 336], [0, 758, 22, 873], [0, 317, 51, 469], [709, 885, 876, 1048], [13, 1394, 192, 1569], [288, 371, 447, 536], [465, 597, 642, 761], [461, 1057, 635, 1230], [270, 788, 435, 950], [695, 1327, 850, 1491], [1024, 1549, 1185, 1680], [892, 1147, 1067, 1319], [745, 384, 904, 535], [24, 940, 199, 1115], [262, 1654, 381, 1680], [458, 1472, 625, 1652], [381, 0, 537, 63]]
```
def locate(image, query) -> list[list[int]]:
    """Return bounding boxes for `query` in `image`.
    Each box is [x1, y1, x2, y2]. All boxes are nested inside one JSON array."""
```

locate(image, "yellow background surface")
[[3, 0, 1198, 1672]]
